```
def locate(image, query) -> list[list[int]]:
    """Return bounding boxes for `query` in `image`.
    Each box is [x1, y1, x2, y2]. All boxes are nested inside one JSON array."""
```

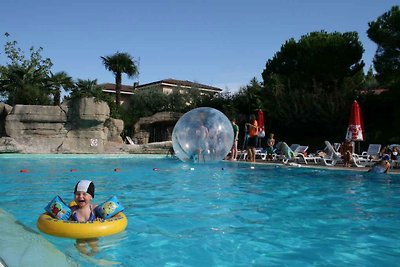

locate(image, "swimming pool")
[[0, 154, 399, 266]]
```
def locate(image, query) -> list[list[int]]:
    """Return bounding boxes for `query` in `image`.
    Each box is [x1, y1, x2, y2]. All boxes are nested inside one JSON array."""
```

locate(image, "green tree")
[[0, 64, 51, 105], [203, 91, 237, 119], [364, 6, 400, 143], [48, 71, 74, 105], [233, 78, 264, 115], [0, 34, 53, 105], [367, 5, 400, 90], [263, 31, 364, 94], [68, 78, 125, 118], [128, 90, 169, 122], [70, 79, 109, 101], [101, 52, 139, 108], [363, 66, 379, 91], [167, 90, 190, 112], [261, 31, 364, 143]]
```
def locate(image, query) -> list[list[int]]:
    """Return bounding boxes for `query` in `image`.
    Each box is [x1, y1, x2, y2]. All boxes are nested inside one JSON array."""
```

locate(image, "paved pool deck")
[[237, 158, 400, 174], [0, 209, 77, 267]]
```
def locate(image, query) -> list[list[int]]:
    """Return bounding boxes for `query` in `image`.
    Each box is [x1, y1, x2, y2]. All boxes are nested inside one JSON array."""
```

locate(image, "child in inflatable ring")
[[70, 180, 100, 256]]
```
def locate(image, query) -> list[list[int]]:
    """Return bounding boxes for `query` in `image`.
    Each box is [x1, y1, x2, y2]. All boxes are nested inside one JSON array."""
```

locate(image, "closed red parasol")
[[345, 100, 364, 141], [257, 109, 265, 138]]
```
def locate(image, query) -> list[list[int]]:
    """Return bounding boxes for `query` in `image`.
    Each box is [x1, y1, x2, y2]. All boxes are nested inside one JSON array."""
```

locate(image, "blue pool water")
[[0, 154, 399, 266]]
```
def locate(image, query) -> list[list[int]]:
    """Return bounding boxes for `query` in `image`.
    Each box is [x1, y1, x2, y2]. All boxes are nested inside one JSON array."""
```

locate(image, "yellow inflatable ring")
[[37, 212, 128, 239]]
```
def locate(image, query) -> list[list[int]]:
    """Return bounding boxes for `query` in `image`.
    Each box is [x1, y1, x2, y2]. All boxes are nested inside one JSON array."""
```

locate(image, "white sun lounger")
[[126, 136, 135, 145], [316, 141, 342, 166]]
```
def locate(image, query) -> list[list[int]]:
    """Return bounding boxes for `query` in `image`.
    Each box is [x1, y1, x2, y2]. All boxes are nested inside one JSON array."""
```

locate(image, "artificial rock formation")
[[0, 103, 12, 137], [1, 98, 124, 153], [133, 111, 182, 144]]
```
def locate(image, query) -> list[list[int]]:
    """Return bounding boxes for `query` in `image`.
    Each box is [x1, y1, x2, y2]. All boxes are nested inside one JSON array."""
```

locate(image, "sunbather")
[[277, 142, 295, 161]]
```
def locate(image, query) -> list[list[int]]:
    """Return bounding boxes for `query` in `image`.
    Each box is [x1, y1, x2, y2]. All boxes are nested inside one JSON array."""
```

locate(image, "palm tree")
[[0, 64, 50, 105], [70, 79, 106, 100], [48, 71, 74, 105], [101, 52, 139, 108]]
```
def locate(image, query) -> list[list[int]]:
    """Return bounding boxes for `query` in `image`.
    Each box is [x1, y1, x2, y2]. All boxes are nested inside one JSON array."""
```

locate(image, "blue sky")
[[0, 0, 398, 92]]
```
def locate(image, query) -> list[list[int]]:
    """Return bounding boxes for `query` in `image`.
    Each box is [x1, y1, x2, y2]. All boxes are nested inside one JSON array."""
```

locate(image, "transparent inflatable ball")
[[172, 107, 234, 163]]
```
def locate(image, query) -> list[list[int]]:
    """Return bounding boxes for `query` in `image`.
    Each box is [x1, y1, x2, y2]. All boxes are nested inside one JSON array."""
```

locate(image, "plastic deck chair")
[[126, 136, 135, 145]]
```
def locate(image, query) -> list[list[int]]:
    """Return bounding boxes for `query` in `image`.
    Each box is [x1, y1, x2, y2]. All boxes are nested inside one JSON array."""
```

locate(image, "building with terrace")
[[101, 78, 222, 109]]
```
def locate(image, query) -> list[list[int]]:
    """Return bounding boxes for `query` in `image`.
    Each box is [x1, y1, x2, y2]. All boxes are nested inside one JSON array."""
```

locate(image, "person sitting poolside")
[[390, 146, 399, 160], [379, 146, 391, 160], [368, 155, 391, 174], [266, 133, 276, 160]]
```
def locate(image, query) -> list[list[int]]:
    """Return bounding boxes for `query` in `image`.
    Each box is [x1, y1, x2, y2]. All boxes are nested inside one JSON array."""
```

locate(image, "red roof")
[[100, 83, 134, 93]]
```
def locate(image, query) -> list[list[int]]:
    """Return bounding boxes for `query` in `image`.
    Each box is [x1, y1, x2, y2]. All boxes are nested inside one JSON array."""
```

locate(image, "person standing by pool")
[[340, 140, 354, 167], [70, 180, 100, 256], [245, 114, 258, 162], [229, 118, 239, 161]]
